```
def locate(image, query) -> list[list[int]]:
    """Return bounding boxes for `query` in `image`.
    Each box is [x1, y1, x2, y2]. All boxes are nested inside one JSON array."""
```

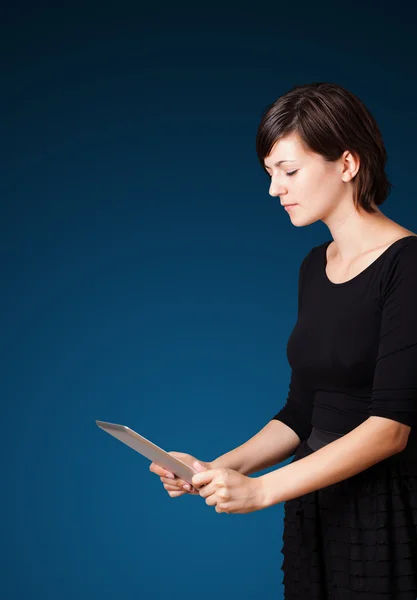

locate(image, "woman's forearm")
[[209, 419, 301, 476], [258, 416, 408, 508]]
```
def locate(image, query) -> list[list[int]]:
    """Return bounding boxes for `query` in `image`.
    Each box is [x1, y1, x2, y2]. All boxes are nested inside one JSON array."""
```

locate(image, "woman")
[[150, 82, 417, 599]]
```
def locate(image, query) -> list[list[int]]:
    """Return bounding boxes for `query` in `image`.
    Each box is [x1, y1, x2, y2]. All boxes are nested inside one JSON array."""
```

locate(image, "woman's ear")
[[341, 150, 360, 182]]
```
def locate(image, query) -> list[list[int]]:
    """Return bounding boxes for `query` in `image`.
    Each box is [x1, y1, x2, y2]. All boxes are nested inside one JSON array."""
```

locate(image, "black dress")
[[272, 236, 417, 600]]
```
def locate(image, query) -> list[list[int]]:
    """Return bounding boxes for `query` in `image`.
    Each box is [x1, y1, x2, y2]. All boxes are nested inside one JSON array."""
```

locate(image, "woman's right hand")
[[149, 452, 212, 498]]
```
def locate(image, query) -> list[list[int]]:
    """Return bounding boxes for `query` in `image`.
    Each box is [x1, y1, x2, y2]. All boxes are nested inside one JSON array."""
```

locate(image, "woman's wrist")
[[209, 457, 223, 470], [209, 455, 246, 474]]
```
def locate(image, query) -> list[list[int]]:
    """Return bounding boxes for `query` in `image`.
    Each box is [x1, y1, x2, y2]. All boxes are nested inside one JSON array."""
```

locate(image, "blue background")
[[4, 2, 417, 599]]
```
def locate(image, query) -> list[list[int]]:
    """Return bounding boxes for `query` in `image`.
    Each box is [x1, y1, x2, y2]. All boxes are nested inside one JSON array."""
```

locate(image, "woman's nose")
[[269, 180, 287, 197]]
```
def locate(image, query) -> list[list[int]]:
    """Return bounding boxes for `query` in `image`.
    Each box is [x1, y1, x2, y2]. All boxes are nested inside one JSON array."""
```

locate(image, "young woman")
[[150, 82, 417, 599]]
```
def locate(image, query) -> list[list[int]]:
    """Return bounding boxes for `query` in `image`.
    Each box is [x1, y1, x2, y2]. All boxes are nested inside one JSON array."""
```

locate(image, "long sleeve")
[[271, 250, 315, 442], [369, 240, 417, 427]]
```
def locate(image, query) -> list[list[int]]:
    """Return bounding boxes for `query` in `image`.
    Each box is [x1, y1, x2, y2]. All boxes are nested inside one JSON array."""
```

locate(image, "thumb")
[[193, 460, 208, 472]]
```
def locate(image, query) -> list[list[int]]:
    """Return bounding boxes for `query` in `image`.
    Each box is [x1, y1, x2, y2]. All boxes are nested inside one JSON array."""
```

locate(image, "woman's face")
[[263, 132, 356, 226]]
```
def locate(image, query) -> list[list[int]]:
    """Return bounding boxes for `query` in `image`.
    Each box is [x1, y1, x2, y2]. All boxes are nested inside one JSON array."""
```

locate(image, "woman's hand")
[[191, 468, 267, 514], [149, 452, 212, 497]]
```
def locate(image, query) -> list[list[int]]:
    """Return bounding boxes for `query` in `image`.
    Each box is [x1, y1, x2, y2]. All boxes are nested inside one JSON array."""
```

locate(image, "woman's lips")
[[284, 204, 298, 211]]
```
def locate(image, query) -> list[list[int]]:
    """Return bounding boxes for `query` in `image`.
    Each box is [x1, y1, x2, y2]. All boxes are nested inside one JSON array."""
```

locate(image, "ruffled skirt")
[[281, 439, 417, 599]]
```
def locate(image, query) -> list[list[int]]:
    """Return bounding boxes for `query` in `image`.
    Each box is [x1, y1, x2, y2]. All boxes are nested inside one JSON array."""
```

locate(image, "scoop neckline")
[[322, 235, 417, 287]]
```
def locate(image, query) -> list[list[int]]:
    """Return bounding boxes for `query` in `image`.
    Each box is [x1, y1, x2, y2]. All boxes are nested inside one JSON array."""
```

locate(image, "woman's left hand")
[[191, 468, 267, 514]]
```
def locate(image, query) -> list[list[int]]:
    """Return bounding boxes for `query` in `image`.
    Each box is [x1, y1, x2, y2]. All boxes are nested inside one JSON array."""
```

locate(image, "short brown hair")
[[255, 82, 393, 214]]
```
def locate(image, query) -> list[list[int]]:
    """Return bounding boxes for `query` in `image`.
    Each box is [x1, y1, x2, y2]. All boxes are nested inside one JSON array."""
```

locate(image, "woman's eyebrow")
[[264, 159, 296, 169]]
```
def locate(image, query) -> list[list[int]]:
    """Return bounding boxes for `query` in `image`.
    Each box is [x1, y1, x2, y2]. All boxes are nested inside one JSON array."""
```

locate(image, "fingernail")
[[166, 473, 175, 479], [183, 484, 191, 491]]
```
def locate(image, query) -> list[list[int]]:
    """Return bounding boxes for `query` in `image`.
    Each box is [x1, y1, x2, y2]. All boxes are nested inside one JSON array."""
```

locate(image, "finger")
[[164, 483, 184, 492], [160, 476, 185, 487], [167, 489, 184, 498], [150, 463, 171, 477], [166, 486, 198, 497], [150, 461, 177, 479], [192, 470, 213, 489], [168, 476, 194, 490], [161, 478, 198, 493], [161, 476, 181, 485], [180, 483, 199, 493], [204, 494, 217, 507], [164, 484, 199, 495], [163, 482, 182, 491], [195, 480, 213, 497]]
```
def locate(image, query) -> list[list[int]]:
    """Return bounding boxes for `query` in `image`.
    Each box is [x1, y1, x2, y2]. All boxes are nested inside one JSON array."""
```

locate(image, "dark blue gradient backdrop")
[[4, 3, 417, 599]]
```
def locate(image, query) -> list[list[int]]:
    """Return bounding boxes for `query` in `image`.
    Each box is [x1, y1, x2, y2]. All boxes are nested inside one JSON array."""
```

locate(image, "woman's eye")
[[265, 170, 297, 179]]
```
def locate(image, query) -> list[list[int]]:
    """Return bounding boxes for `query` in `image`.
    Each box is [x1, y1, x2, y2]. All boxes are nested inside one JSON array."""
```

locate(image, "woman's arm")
[[210, 419, 302, 476], [258, 416, 410, 508]]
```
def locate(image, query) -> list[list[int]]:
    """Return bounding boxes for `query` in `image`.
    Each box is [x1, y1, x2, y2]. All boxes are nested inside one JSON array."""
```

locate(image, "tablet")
[[96, 420, 200, 486]]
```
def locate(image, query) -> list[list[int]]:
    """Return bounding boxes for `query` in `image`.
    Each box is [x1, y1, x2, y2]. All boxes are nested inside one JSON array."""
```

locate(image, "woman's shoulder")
[[300, 239, 330, 268], [381, 233, 417, 281]]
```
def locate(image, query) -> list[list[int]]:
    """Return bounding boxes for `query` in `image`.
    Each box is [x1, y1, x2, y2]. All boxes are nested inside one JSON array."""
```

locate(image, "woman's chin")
[[288, 211, 318, 227]]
